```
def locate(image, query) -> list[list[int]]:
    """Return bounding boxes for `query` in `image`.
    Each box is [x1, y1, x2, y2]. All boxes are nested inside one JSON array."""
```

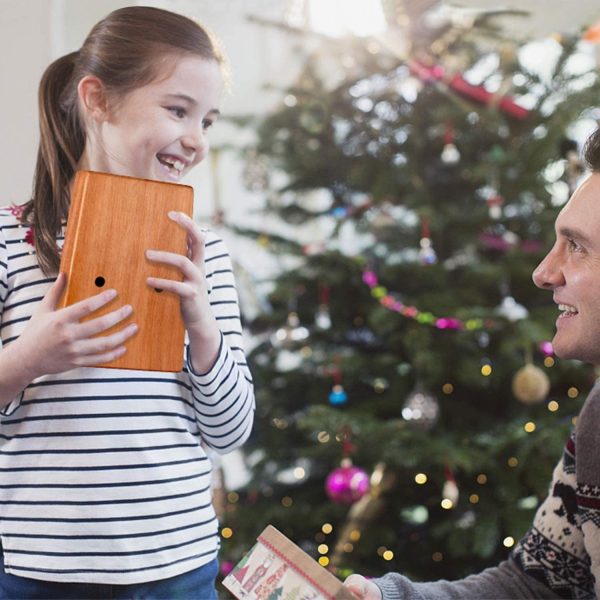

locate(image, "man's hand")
[[344, 574, 383, 599]]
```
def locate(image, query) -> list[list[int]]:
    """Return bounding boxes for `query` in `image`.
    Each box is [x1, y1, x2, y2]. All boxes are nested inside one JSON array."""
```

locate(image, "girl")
[[0, 6, 254, 599]]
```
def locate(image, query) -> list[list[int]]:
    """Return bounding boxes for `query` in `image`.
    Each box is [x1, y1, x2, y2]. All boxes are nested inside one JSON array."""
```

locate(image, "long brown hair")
[[23, 6, 227, 275]]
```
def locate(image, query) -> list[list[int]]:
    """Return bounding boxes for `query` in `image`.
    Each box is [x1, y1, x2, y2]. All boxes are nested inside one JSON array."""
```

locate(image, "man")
[[344, 128, 600, 599]]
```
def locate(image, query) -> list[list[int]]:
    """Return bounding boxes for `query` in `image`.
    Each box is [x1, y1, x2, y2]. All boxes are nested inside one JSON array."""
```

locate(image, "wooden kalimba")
[[59, 170, 194, 372]]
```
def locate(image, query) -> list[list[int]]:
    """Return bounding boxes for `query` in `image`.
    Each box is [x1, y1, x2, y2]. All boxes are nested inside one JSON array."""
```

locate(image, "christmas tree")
[[218, 3, 600, 586]]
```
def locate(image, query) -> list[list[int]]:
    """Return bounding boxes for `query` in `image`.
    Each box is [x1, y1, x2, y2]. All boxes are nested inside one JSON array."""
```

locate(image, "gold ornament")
[[512, 364, 550, 405]]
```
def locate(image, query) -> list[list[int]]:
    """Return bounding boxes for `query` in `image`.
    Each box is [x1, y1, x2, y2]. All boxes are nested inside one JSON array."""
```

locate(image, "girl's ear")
[[77, 75, 109, 122]]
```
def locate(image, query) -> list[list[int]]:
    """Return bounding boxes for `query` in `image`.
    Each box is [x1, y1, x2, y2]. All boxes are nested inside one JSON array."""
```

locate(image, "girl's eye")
[[202, 119, 215, 131], [168, 106, 186, 119]]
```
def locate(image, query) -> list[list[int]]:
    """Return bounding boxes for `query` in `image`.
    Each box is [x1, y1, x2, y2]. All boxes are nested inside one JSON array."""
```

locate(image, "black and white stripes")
[[0, 207, 255, 584]]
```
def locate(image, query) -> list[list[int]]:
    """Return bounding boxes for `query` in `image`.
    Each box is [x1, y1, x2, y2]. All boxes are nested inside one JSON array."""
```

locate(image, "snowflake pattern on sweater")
[[511, 382, 600, 599]]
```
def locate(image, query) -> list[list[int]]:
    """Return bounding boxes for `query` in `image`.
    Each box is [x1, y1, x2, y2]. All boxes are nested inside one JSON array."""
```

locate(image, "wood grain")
[[59, 170, 194, 372]]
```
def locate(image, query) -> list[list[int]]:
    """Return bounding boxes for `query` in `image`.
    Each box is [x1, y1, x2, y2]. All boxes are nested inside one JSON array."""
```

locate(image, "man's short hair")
[[583, 127, 600, 171]]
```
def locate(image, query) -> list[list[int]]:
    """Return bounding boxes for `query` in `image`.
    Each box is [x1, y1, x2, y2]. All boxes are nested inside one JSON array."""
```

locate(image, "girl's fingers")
[[146, 277, 196, 299], [146, 250, 201, 282], [75, 304, 134, 338], [74, 345, 129, 367], [167, 211, 206, 265], [40, 273, 67, 310], [73, 322, 138, 356], [64, 288, 119, 321]]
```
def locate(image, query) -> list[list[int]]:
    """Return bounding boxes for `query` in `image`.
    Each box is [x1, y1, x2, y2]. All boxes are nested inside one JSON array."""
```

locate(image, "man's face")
[[533, 172, 600, 365]]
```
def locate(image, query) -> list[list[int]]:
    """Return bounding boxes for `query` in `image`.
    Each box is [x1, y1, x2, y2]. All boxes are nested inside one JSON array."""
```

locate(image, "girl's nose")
[[532, 246, 565, 290], [182, 125, 209, 158]]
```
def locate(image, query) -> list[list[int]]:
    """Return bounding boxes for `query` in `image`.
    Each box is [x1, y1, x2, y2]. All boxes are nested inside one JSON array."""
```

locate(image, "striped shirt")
[[0, 206, 255, 584]]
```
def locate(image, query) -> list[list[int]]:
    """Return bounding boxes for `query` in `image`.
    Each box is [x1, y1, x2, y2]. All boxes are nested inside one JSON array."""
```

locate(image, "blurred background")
[[3, 0, 600, 594]]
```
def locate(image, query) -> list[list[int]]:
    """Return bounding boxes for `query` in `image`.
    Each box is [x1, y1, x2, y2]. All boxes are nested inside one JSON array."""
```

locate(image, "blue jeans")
[[0, 556, 218, 599]]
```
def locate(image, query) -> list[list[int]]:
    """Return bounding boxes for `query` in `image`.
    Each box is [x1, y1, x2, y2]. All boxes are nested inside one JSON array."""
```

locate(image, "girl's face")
[[80, 55, 223, 182]]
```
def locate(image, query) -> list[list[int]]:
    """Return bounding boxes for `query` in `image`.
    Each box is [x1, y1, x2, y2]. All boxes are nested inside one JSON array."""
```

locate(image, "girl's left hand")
[[145, 211, 221, 369]]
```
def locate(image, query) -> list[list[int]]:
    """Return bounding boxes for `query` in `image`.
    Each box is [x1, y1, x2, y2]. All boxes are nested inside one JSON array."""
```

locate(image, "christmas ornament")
[[329, 384, 348, 406], [442, 465, 459, 506], [486, 193, 505, 219], [402, 386, 440, 430], [512, 364, 550, 405], [419, 219, 437, 266], [329, 356, 348, 406], [583, 20, 600, 43], [496, 296, 529, 322], [440, 122, 460, 164], [315, 285, 332, 330], [325, 459, 370, 504]]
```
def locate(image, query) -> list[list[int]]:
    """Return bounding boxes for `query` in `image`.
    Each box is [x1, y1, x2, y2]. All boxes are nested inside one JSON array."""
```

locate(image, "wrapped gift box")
[[223, 525, 357, 599]]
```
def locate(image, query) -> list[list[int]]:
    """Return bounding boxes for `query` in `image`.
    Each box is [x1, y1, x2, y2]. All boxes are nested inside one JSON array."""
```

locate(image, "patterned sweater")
[[374, 382, 600, 599], [0, 206, 255, 584]]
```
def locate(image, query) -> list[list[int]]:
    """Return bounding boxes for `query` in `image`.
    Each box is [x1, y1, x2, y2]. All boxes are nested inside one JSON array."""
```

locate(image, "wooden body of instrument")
[[59, 170, 194, 372]]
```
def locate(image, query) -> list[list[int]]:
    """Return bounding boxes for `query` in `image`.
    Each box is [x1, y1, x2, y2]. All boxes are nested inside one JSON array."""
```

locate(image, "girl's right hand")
[[344, 575, 383, 600], [16, 273, 138, 378]]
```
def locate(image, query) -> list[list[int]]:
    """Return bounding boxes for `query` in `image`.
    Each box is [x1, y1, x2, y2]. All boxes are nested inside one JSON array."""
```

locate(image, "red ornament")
[[325, 459, 370, 504]]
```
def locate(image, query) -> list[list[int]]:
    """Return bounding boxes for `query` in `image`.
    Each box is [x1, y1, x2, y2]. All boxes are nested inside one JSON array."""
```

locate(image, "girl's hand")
[[15, 273, 138, 379], [344, 575, 383, 600], [145, 211, 221, 372]]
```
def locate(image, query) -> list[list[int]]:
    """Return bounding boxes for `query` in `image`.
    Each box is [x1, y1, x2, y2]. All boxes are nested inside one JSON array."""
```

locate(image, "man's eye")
[[568, 239, 582, 252], [168, 107, 186, 118]]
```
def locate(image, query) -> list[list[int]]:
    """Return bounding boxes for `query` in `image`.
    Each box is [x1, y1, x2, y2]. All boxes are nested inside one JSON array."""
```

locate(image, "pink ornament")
[[220, 561, 234, 577], [539, 341, 554, 357], [325, 463, 370, 504]]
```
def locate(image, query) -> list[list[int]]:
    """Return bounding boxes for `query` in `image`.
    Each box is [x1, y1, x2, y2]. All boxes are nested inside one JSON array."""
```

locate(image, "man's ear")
[[77, 75, 110, 122]]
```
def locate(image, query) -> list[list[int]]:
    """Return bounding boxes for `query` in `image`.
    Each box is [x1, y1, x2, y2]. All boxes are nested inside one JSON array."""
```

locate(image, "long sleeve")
[[373, 559, 560, 599], [185, 231, 255, 454], [0, 218, 7, 343], [373, 421, 598, 600]]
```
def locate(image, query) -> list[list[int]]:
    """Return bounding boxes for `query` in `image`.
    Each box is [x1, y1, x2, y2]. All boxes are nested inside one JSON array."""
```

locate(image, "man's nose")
[[532, 248, 564, 289]]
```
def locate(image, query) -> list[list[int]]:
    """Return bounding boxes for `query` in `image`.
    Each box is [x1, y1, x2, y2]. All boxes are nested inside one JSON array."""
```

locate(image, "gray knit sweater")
[[373, 381, 600, 599]]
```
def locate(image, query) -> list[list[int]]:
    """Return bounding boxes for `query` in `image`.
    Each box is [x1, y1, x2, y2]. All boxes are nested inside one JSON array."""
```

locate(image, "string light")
[[415, 473, 428, 484], [548, 400, 559, 412], [524, 421, 536, 433]]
